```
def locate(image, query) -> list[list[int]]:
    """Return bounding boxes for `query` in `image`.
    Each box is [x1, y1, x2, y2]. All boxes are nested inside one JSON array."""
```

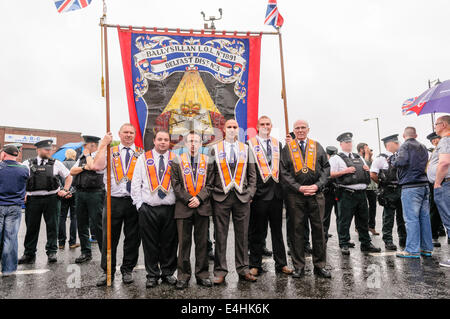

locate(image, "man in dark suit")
[[207, 119, 257, 284], [280, 119, 331, 278], [248, 116, 293, 276], [171, 132, 214, 290]]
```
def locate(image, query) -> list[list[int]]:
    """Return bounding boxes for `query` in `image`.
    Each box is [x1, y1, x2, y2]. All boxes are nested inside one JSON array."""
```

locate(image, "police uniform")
[[323, 146, 339, 240], [426, 132, 446, 243], [247, 135, 290, 275], [19, 140, 71, 263], [280, 136, 331, 278], [72, 135, 104, 263], [329, 133, 380, 254], [370, 134, 406, 250], [131, 148, 178, 287]]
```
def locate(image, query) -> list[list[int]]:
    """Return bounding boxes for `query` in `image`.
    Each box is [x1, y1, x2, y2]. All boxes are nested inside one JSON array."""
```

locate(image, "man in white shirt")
[[91, 123, 143, 286], [329, 132, 381, 256], [18, 139, 72, 264], [370, 134, 406, 251], [131, 130, 178, 288]]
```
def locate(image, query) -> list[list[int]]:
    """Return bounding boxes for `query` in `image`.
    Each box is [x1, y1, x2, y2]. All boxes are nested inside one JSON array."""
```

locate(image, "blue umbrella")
[[403, 80, 450, 115], [52, 142, 83, 161]]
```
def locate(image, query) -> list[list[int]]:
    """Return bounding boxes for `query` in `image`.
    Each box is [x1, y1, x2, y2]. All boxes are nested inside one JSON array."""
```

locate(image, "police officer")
[[329, 133, 381, 255], [323, 146, 339, 240], [426, 132, 446, 246], [70, 135, 104, 263], [370, 134, 406, 250], [19, 140, 73, 264]]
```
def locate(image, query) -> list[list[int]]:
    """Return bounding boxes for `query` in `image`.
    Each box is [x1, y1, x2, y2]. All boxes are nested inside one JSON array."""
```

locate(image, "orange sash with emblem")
[[214, 141, 248, 194], [179, 153, 208, 197], [288, 139, 317, 174], [248, 136, 280, 183], [144, 150, 175, 194], [111, 145, 143, 184]]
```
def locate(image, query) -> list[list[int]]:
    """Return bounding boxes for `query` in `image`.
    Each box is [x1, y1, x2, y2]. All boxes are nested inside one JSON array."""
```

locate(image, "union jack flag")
[[265, 0, 284, 29], [401, 97, 417, 115], [54, 0, 92, 13]]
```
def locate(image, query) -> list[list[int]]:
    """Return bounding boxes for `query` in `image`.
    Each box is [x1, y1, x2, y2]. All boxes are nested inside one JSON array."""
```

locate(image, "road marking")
[[368, 251, 398, 257], [1, 269, 50, 276]]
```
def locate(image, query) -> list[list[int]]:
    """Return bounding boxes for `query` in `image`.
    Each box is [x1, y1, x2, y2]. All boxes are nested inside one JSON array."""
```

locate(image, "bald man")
[[280, 120, 331, 278], [207, 119, 257, 284]]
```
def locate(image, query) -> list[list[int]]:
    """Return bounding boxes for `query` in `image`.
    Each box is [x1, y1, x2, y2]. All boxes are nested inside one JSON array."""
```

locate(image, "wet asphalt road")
[[0, 206, 449, 299]]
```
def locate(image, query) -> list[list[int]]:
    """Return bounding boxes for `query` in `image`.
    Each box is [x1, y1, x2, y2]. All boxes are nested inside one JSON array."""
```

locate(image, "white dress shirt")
[[329, 152, 368, 190], [223, 140, 240, 163], [370, 151, 393, 174], [256, 135, 271, 153], [73, 152, 103, 175], [131, 149, 175, 209], [103, 143, 139, 197], [22, 156, 70, 196]]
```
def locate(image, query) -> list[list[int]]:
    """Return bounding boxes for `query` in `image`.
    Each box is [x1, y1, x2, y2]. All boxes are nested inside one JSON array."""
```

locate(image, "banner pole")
[[277, 28, 290, 135], [102, 21, 113, 287]]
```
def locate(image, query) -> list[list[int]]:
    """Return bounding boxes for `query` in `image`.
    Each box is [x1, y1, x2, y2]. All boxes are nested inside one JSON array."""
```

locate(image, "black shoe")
[[161, 275, 177, 286], [341, 246, 350, 255], [47, 253, 57, 263], [448, 237, 450, 245], [438, 228, 446, 237], [75, 254, 92, 264], [96, 273, 115, 287], [432, 239, 441, 248], [287, 249, 291, 256], [196, 278, 213, 287], [361, 243, 381, 253], [18, 255, 35, 265], [327, 233, 333, 238], [122, 272, 134, 284], [385, 242, 397, 251], [314, 267, 331, 278], [262, 247, 273, 257], [146, 277, 158, 288], [208, 250, 215, 261], [348, 241, 356, 248], [304, 243, 313, 254], [292, 268, 305, 278], [176, 280, 188, 290], [399, 240, 406, 249]]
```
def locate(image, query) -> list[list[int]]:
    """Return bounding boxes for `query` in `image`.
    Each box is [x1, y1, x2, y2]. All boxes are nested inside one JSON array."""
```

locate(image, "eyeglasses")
[[434, 122, 443, 126]]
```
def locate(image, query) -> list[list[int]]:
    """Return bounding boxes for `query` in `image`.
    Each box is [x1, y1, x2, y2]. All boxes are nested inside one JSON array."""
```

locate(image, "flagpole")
[[277, 28, 290, 135], [100, 14, 113, 287]]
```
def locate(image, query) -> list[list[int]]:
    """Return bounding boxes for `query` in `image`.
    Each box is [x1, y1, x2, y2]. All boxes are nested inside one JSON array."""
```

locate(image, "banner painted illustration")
[[118, 28, 262, 149]]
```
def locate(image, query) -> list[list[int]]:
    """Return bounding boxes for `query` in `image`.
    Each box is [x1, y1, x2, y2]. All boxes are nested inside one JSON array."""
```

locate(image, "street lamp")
[[363, 117, 381, 155]]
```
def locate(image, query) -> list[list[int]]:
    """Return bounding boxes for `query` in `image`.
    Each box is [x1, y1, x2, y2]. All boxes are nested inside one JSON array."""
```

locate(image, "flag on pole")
[[54, 0, 92, 13], [265, 0, 284, 29], [401, 97, 417, 115]]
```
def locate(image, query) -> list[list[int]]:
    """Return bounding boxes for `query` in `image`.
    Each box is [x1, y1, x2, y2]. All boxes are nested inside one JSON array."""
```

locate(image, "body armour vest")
[[26, 158, 60, 192], [336, 153, 370, 185], [73, 156, 104, 190], [377, 154, 398, 187]]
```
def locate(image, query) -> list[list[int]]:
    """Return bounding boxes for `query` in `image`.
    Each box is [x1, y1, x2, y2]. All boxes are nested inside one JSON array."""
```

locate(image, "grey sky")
[[1, 0, 448, 152]]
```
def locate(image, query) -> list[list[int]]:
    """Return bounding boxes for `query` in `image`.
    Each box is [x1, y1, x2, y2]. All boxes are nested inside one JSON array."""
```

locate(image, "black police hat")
[[337, 132, 353, 143], [82, 135, 101, 143], [2, 144, 19, 156], [381, 134, 399, 144], [34, 139, 53, 149], [426, 132, 440, 141], [326, 146, 338, 156]]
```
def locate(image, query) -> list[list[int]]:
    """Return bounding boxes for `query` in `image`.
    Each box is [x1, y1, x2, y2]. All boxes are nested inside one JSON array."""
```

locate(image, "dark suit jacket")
[[247, 140, 283, 201], [280, 140, 330, 194], [171, 155, 213, 219], [207, 144, 257, 203]]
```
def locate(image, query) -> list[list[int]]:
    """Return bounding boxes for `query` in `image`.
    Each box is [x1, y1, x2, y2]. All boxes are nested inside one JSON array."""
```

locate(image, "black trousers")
[[285, 192, 326, 270], [58, 196, 77, 246], [429, 185, 444, 239], [176, 212, 209, 281], [366, 190, 378, 229], [213, 191, 250, 277], [100, 197, 140, 275], [337, 190, 371, 247], [24, 194, 60, 257], [76, 190, 104, 255], [139, 204, 177, 279], [381, 187, 406, 245], [249, 197, 287, 270], [323, 190, 338, 240]]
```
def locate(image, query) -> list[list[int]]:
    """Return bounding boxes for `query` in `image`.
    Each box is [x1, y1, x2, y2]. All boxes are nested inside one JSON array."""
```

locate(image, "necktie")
[[300, 140, 306, 157], [123, 147, 131, 193], [191, 155, 197, 179], [229, 144, 237, 175], [40, 159, 45, 166], [266, 139, 272, 165], [158, 155, 166, 199]]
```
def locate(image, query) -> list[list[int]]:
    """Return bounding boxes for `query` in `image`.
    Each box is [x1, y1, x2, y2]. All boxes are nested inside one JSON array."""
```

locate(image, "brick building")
[[0, 126, 82, 162]]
